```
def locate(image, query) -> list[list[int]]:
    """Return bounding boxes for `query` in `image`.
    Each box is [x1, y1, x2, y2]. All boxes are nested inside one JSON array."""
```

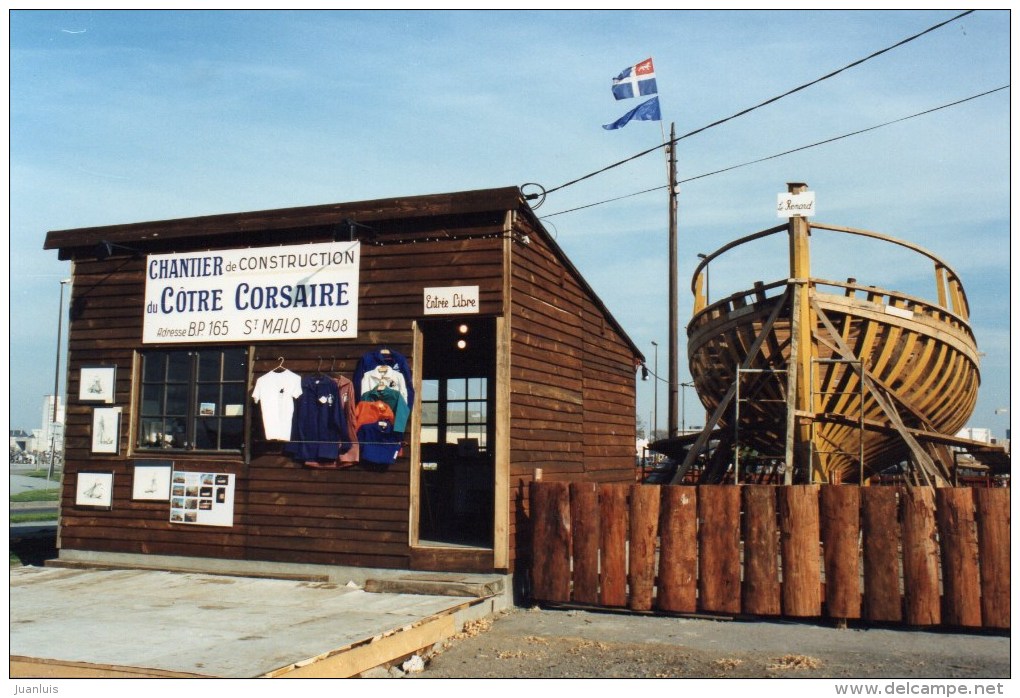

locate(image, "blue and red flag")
[[611, 57, 657, 100]]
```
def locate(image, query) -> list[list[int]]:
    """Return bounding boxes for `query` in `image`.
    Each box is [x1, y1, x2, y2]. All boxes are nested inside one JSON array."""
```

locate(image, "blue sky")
[[8, 9, 1012, 442]]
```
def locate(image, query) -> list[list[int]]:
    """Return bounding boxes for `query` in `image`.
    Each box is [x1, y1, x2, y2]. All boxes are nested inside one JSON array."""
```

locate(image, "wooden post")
[[493, 313, 512, 570], [628, 484, 661, 611], [901, 486, 941, 626], [787, 182, 815, 482], [820, 485, 862, 621], [570, 482, 600, 605], [974, 488, 1010, 629], [936, 488, 982, 627], [698, 485, 742, 614], [530, 481, 571, 603], [657, 486, 698, 613], [599, 483, 629, 607], [862, 486, 902, 623], [934, 264, 948, 310], [780, 484, 822, 617], [742, 485, 781, 616]]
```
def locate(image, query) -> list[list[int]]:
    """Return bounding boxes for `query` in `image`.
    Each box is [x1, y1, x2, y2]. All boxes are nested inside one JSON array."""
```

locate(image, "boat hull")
[[687, 284, 980, 483]]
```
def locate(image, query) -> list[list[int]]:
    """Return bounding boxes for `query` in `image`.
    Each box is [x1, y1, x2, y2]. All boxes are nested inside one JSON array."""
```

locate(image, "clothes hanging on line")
[[252, 352, 411, 469], [252, 367, 303, 441], [360, 365, 408, 404], [353, 348, 415, 408], [334, 375, 360, 466], [354, 399, 402, 466], [285, 374, 350, 464], [360, 387, 410, 433], [358, 420, 402, 466]]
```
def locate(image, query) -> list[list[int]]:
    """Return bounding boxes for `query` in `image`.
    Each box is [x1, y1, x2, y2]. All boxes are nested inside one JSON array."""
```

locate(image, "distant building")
[[9, 429, 32, 453], [957, 427, 992, 444], [22, 395, 66, 454]]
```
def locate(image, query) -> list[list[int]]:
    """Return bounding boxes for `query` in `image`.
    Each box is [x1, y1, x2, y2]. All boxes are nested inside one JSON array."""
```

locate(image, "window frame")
[[418, 376, 491, 453], [136, 346, 249, 455]]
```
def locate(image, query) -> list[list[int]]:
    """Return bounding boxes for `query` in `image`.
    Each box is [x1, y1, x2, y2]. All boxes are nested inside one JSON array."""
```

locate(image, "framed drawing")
[[75, 471, 114, 508], [132, 460, 173, 500], [79, 365, 117, 404], [91, 407, 122, 454]]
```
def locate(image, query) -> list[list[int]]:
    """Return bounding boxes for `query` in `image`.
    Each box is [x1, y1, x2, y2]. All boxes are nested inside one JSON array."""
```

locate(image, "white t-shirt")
[[252, 369, 303, 440]]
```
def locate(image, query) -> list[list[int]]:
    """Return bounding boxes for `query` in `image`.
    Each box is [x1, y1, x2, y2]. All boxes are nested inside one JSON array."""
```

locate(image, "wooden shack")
[[43, 186, 643, 578]]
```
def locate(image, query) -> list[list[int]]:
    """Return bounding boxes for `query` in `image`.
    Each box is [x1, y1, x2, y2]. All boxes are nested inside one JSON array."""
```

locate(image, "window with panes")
[[418, 376, 489, 452], [138, 347, 247, 451]]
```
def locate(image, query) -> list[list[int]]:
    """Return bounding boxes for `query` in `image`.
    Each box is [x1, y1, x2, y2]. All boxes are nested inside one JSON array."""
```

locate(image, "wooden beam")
[[11, 656, 213, 679], [494, 313, 512, 570]]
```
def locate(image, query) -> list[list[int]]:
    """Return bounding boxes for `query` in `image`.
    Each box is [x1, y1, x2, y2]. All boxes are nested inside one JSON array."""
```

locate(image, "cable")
[[542, 185, 665, 218], [540, 9, 975, 198], [678, 84, 1008, 186], [671, 10, 976, 145], [540, 85, 1008, 219]]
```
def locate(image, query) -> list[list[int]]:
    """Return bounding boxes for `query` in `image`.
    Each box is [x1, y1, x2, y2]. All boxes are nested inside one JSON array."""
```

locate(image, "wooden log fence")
[[529, 482, 1009, 630]]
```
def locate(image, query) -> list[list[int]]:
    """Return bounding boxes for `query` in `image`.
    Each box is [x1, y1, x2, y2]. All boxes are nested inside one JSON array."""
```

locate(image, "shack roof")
[[44, 186, 644, 363]]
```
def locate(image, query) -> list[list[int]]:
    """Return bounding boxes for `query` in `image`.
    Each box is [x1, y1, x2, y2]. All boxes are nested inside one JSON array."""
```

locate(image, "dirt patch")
[[411, 606, 1010, 679]]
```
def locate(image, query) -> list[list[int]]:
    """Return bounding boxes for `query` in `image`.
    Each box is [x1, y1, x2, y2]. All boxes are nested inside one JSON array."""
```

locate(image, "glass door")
[[417, 319, 495, 548]]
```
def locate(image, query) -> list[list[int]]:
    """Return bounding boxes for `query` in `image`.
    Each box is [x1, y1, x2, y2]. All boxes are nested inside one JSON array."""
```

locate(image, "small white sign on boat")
[[777, 191, 816, 218]]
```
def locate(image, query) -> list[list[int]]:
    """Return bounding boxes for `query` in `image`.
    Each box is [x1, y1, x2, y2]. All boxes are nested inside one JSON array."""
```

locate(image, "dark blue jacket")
[[284, 375, 348, 463]]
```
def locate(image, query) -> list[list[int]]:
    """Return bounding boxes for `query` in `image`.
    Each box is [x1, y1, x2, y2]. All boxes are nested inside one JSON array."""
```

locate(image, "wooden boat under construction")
[[658, 184, 1008, 487]]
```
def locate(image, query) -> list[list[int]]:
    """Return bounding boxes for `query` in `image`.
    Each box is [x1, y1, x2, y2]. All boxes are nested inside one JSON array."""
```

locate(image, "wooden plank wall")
[[59, 220, 505, 571], [529, 482, 1010, 630], [581, 301, 638, 483], [506, 220, 639, 572]]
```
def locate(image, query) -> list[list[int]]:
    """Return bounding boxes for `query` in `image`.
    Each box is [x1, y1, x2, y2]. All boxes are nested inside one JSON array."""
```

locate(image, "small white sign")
[[777, 191, 816, 218], [424, 286, 480, 315]]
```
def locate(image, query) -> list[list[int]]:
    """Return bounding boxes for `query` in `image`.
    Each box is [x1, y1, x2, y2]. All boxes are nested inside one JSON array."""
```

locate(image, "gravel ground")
[[406, 606, 1011, 680]]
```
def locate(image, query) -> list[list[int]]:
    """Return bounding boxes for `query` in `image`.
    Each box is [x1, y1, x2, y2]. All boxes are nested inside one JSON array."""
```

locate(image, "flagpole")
[[667, 121, 679, 438]]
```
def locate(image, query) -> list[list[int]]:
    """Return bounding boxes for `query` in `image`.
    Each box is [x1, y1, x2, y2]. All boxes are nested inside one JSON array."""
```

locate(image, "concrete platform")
[[10, 565, 507, 678]]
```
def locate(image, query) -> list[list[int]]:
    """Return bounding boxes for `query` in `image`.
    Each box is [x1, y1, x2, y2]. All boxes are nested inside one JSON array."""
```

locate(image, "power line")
[[540, 85, 1008, 219], [537, 9, 975, 199]]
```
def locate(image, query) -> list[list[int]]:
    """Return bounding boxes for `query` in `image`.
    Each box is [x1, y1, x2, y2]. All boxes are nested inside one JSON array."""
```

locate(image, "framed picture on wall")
[[75, 471, 114, 508], [91, 407, 122, 454], [79, 365, 117, 404], [132, 460, 173, 500]]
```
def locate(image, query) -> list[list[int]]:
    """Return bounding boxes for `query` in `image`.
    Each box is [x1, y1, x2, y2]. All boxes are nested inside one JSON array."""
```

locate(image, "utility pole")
[[651, 340, 659, 440], [667, 122, 679, 438], [49, 278, 70, 481]]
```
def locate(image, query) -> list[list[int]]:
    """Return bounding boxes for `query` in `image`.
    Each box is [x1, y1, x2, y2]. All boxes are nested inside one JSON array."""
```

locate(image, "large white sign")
[[143, 241, 360, 343], [423, 286, 480, 315], [777, 191, 816, 218]]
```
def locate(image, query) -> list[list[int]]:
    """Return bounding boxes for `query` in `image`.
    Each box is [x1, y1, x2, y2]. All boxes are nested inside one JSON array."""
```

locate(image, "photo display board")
[[170, 471, 235, 527]]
